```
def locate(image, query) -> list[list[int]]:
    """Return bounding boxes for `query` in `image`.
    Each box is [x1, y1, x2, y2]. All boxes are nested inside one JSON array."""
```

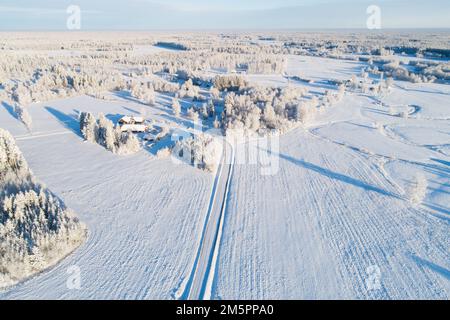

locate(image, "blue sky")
[[0, 0, 449, 30]]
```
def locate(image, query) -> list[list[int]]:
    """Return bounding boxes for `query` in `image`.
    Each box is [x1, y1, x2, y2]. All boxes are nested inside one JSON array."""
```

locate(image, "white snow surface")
[[0, 94, 213, 299], [0, 53, 449, 300]]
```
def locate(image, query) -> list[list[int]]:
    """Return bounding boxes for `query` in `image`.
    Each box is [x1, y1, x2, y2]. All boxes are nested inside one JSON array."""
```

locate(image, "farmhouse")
[[118, 116, 147, 132]]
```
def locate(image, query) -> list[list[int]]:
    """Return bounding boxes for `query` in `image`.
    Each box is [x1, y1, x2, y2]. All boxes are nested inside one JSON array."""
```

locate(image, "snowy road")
[[180, 140, 234, 300]]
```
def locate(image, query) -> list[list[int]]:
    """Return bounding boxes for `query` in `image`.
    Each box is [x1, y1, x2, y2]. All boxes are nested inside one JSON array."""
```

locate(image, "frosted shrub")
[[0, 128, 86, 289], [374, 122, 385, 135], [142, 86, 156, 105], [295, 102, 315, 124], [408, 173, 427, 205], [172, 98, 181, 117]]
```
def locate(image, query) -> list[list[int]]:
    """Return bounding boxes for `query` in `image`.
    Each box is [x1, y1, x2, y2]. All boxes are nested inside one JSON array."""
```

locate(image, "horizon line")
[[1, 27, 450, 33]]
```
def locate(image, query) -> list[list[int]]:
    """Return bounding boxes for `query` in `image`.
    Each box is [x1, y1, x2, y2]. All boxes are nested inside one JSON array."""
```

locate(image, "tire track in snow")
[[14, 130, 73, 141], [307, 136, 449, 299], [214, 129, 449, 299]]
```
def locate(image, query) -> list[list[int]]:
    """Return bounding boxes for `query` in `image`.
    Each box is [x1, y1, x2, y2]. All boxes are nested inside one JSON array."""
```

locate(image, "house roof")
[[119, 123, 147, 132], [119, 116, 145, 124]]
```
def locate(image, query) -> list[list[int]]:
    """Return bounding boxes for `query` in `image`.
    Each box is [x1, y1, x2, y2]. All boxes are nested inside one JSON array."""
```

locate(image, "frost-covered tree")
[[0, 129, 29, 179], [172, 133, 222, 172], [79, 113, 140, 155], [141, 85, 156, 105], [116, 130, 141, 155], [213, 116, 221, 129], [200, 103, 209, 119], [97, 113, 116, 152], [79, 111, 97, 142], [210, 87, 220, 100], [337, 84, 346, 100], [178, 79, 200, 98], [188, 109, 200, 123], [295, 101, 316, 124], [207, 100, 216, 117], [11, 84, 32, 106], [14, 104, 32, 131], [172, 98, 181, 117], [263, 103, 277, 129]]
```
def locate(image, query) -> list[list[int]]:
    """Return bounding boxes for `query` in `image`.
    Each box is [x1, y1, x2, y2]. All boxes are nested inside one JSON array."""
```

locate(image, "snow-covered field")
[[0, 94, 214, 299], [0, 32, 449, 299], [213, 80, 450, 299]]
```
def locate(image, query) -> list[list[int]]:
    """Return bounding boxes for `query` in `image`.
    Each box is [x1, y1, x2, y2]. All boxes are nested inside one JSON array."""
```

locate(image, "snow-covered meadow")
[[0, 31, 449, 299]]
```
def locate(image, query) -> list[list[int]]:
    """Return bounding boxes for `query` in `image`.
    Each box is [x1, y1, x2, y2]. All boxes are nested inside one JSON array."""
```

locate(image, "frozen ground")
[[212, 55, 450, 299], [0, 93, 213, 299], [0, 43, 449, 299]]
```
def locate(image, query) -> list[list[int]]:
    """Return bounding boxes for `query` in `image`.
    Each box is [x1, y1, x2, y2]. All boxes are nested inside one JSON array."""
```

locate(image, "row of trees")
[[1, 32, 448, 111], [213, 75, 248, 91], [79, 112, 141, 155], [365, 58, 449, 83], [3, 65, 127, 111]]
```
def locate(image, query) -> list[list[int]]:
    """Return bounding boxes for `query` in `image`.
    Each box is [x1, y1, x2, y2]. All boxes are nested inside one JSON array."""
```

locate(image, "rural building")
[[118, 116, 147, 132]]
